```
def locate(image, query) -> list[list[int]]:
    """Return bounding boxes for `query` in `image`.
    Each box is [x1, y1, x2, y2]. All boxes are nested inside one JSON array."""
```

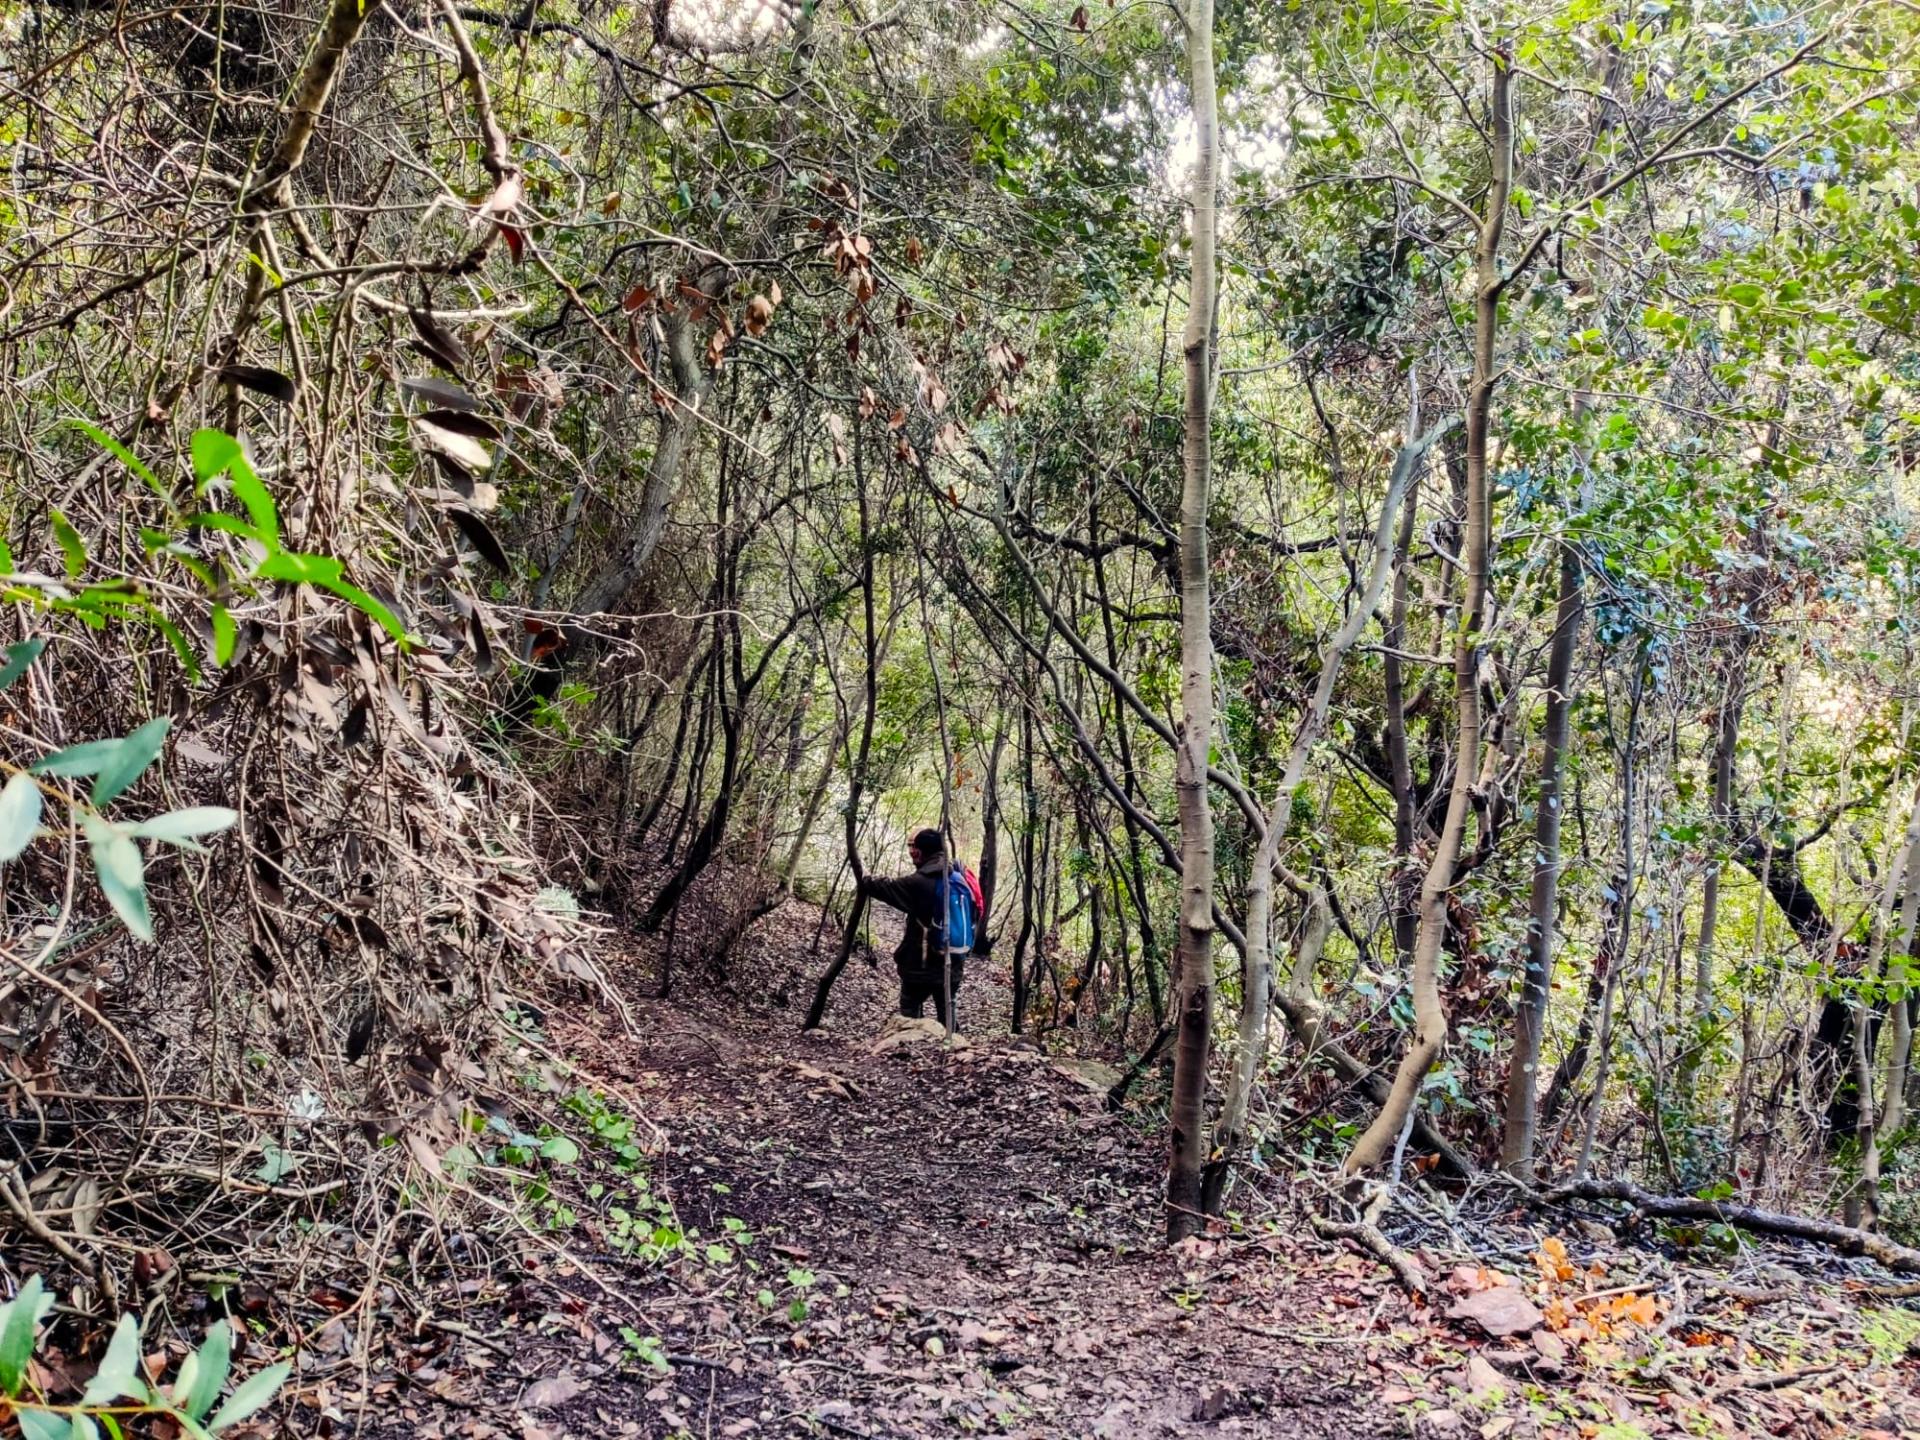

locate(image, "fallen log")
[[1545, 1177, 1920, 1275]]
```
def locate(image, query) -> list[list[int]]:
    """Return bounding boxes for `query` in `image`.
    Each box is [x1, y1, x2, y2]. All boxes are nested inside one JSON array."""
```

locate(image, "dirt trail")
[[558, 949, 1387, 1440], [372, 919, 1917, 1440]]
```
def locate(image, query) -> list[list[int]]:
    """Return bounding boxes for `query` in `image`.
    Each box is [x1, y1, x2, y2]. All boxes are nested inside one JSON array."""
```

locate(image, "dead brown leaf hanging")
[[408, 309, 469, 372], [417, 410, 502, 442], [399, 375, 481, 412], [468, 609, 496, 675], [217, 365, 297, 404], [412, 418, 492, 472], [446, 507, 510, 574]]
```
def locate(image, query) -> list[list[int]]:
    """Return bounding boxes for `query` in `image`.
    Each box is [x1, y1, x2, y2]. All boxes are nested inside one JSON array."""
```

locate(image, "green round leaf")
[[538, 1135, 580, 1165], [0, 773, 43, 863]]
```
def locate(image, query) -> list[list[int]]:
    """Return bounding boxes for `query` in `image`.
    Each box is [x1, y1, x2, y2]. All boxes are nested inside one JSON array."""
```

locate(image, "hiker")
[[857, 827, 981, 1027]]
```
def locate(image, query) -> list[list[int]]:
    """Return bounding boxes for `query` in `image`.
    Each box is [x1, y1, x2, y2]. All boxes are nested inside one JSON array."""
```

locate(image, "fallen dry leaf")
[[519, 1373, 587, 1410], [1464, 1354, 1506, 1397], [1446, 1286, 1546, 1338]]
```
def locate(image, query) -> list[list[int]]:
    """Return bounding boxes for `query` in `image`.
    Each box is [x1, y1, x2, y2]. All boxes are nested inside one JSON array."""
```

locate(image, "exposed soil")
[[557, 974, 1387, 1438], [339, 903, 1920, 1440]]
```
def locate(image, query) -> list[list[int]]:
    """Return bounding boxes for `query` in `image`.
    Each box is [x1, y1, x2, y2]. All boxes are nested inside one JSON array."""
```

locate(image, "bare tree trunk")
[[1383, 467, 1423, 969], [1540, 869, 1626, 1132], [779, 715, 844, 888], [1681, 638, 1749, 1095], [631, 637, 713, 851], [1859, 780, 1920, 1228], [1695, 665, 1743, 1007], [1344, 54, 1513, 1176], [1210, 399, 1450, 1210], [641, 511, 744, 931], [1873, 986, 1917, 1228], [1501, 410, 1588, 1177], [1107, 1020, 1176, 1111], [642, 683, 740, 930], [1110, 866, 1138, 1037], [1012, 699, 1038, 1033], [1041, 814, 1064, 1020], [1166, 0, 1219, 1243], [570, 285, 718, 623], [1092, 511, 1162, 984], [1734, 669, 1795, 1180], [661, 661, 718, 867], [612, 676, 673, 841], [713, 706, 849, 965], [976, 716, 1007, 951], [804, 429, 879, 1031], [1270, 880, 1476, 1178], [1574, 658, 1648, 1180]]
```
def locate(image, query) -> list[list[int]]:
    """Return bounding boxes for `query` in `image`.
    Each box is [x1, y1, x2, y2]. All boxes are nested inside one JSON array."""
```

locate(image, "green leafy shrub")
[[1, 648, 237, 941], [0, 1276, 289, 1439]]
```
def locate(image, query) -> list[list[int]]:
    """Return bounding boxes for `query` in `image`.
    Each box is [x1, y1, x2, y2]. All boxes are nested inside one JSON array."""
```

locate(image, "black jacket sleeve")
[[862, 872, 920, 912]]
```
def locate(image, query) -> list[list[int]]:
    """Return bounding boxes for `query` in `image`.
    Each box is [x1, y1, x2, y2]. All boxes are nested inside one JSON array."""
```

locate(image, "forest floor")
[[343, 902, 1920, 1440]]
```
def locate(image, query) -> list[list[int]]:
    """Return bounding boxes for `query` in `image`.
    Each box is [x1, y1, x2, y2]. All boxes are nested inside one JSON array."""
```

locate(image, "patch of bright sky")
[[959, 20, 1306, 196], [671, 0, 787, 49], [1124, 53, 1304, 209]]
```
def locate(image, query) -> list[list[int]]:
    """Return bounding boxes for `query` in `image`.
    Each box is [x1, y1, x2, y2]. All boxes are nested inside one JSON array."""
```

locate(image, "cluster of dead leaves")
[[612, 272, 782, 373], [818, 223, 875, 290], [1533, 1237, 1665, 1343], [702, 281, 782, 369], [1439, 1238, 1673, 1353]]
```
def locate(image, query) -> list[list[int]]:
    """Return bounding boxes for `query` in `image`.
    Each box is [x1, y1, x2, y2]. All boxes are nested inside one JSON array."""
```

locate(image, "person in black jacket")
[[858, 827, 965, 1027]]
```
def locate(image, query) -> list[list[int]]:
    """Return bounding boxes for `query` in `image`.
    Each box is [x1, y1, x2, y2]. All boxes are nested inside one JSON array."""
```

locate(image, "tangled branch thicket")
[[0, 0, 819, 1299], [1, 0, 1053, 1310]]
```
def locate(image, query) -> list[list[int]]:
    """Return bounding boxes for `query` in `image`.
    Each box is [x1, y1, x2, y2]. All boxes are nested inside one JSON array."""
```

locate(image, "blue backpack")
[[940, 868, 977, 957]]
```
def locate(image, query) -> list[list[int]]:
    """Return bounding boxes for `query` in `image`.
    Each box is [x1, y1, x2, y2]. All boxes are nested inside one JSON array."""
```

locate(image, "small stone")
[[924, 1335, 945, 1357], [1194, 1386, 1235, 1421]]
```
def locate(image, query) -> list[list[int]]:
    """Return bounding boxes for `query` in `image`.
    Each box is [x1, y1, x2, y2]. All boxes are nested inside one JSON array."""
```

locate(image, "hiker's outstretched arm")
[[861, 873, 915, 910]]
